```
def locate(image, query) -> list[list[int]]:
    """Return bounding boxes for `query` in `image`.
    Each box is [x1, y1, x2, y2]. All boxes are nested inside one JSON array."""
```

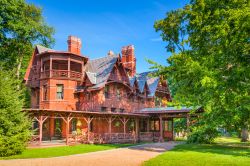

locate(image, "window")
[[104, 86, 109, 99], [101, 107, 107, 112], [130, 96, 135, 102], [56, 84, 64, 99], [90, 121, 94, 132], [167, 120, 173, 131], [111, 108, 116, 112], [36, 91, 40, 105], [43, 85, 48, 100], [154, 120, 160, 131], [116, 88, 121, 100], [85, 93, 90, 101], [150, 121, 155, 131], [140, 120, 147, 132], [54, 119, 62, 137], [150, 120, 160, 131], [120, 109, 124, 113], [155, 97, 161, 106], [71, 119, 77, 132]]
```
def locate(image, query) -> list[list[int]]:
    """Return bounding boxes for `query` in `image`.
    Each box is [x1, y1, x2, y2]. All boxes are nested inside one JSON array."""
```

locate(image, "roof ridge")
[[89, 54, 118, 61]]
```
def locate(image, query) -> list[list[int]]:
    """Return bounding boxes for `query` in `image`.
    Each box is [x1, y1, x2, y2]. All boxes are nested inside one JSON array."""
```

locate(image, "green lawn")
[[0, 143, 135, 160], [144, 137, 250, 166]]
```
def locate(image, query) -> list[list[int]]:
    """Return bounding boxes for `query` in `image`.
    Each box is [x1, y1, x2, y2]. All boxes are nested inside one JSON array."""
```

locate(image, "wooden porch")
[[26, 109, 147, 145], [25, 107, 201, 146]]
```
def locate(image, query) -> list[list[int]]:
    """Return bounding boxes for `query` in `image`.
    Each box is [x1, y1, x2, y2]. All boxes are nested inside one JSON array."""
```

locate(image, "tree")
[[174, 118, 187, 137], [0, 69, 31, 156], [151, 0, 250, 142], [0, 0, 55, 156], [0, 0, 54, 80]]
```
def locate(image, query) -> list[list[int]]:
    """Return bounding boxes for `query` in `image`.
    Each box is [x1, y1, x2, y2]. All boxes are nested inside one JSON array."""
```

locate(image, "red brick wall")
[[39, 79, 78, 110]]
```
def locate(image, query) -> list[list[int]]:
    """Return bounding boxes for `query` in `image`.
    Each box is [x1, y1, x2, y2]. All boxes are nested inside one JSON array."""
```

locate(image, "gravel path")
[[0, 142, 179, 166]]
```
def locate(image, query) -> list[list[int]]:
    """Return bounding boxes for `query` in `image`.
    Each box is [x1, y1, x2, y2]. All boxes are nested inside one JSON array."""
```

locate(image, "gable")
[[85, 55, 118, 90], [24, 47, 39, 82], [108, 60, 130, 85], [24, 45, 52, 83]]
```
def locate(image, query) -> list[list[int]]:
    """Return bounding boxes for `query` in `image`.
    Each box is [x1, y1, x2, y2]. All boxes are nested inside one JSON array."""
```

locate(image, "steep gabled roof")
[[24, 45, 52, 82], [129, 77, 136, 87], [85, 72, 97, 84], [136, 71, 152, 93], [85, 55, 118, 89], [137, 79, 146, 93], [36, 45, 53, 54], [147, 77, 160, 97], [133, 71, 160, 96]]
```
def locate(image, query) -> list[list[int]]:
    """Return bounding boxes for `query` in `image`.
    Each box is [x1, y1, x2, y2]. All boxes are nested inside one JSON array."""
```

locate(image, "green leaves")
[[0, 0, 55, 79], [0, 0, 54, 156], [0, 69, 31, 156], [152, 0, 250, 142]]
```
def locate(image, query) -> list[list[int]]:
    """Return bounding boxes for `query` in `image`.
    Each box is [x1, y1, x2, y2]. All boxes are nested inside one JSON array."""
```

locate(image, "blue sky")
[[28, 0, 188, 73]]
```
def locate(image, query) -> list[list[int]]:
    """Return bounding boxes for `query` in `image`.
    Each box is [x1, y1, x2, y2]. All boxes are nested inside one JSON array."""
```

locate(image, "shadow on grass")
[[127, 141, 183, 152], [172, 143, 250, 157], [97, 143, 138, 148]]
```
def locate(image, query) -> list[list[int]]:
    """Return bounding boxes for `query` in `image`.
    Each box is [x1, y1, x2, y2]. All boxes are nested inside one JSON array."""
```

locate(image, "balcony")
[[40, 58, 83, 81], [41, 70, 83, 80]]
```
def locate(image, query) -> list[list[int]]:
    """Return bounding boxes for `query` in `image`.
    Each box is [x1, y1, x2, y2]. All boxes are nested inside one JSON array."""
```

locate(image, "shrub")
[[187, 126, 218, 144], [0, 70, 31, 156]]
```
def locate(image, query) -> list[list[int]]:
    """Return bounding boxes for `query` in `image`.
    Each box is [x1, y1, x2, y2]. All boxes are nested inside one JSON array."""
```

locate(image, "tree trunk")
[[241, 127, 249, 142], [16, 54, 24, 80]]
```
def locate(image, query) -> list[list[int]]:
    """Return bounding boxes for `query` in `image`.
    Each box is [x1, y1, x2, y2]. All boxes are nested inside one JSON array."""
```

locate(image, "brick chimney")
[[121, 45, 136, 77], [67, 35, 81, 55]]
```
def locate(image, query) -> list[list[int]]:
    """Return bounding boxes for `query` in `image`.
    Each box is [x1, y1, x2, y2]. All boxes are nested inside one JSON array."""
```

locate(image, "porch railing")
[[29, 132, 161, 145], [140, 132, 153, 142], [68, 132, 136, 144], [139, 132, 161, 142], [41, 70, 82, 80]]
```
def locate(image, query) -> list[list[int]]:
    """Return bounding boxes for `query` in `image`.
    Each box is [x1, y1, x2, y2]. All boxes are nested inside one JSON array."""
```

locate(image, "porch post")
[[123, 118, 126, 135], [105, 116, 115, 143], [87, 118, 91, 142], [65, 117, 70, 145], [135, 118, 140, 142], [172, 118, 174, 141], [159, 115, 164, 142], [61, 114, 73, 145], [119, 117, 129, 138], [83, 117, 94, 143], [35, 115, 48, 145], [49, 56, 52, 78], [38, 116, 43, 145], [49, 117, 54, 141], [108, 117, 112, 134]]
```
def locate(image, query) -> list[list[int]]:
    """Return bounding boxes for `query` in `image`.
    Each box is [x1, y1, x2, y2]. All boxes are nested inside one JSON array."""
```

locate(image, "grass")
[[0, 143, 136, 160], [144, 137, 250, 166]]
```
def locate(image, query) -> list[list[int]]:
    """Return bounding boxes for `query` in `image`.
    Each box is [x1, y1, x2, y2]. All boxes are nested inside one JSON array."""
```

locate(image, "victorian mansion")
[[24, 36, 195, 145]]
